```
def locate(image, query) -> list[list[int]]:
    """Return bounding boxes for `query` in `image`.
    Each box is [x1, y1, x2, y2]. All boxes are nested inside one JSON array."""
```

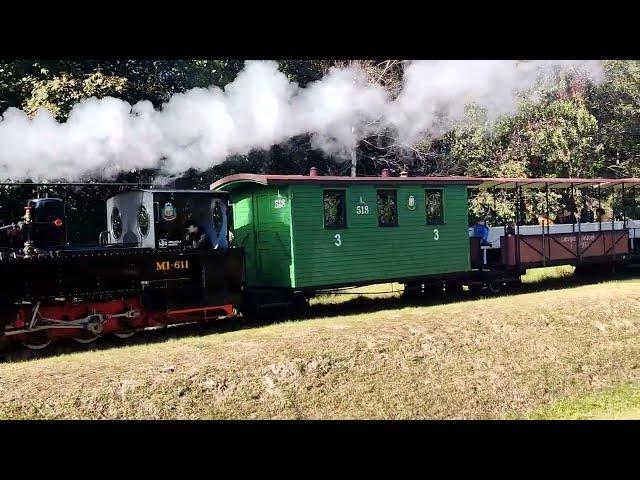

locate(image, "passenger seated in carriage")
[[537, 214, 554, 226], [580, 205, 595, 223], [557, 209, 577, 224], [596, 208, 610, 222], [472, 218, 490, 246]]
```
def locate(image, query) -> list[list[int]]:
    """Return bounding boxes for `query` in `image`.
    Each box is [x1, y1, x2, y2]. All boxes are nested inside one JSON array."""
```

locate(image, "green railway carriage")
[[211, 169, 482, 303]]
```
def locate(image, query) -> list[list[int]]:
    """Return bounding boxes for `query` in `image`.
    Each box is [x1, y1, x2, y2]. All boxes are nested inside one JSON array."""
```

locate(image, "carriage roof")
[[476, 177, 640, 190], [210, 173, 483, 191]]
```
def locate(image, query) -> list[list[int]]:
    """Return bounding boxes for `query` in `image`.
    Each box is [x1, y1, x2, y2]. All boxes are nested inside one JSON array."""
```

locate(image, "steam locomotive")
[[0, 189, 243, 350]]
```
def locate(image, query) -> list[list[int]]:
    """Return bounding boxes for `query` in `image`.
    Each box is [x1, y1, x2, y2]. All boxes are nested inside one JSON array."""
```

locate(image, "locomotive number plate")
[[156, 260, 190, 271]]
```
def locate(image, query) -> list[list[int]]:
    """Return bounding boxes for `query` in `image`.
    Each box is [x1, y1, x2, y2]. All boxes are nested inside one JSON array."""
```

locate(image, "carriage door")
[[253, 191, 289, 284]]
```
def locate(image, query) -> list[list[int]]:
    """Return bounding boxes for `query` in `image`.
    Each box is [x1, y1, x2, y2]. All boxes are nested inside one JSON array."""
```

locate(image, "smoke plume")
[[0, 60, 604, 180]]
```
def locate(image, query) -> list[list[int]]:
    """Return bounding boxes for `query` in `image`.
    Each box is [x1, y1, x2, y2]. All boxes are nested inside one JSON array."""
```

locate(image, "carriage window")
[[425, 189, 444, 224], [138, 205, 150, 237], [111, 207, 122, 240], [323, 190, 346, 228], [377, 190, 398, 227]]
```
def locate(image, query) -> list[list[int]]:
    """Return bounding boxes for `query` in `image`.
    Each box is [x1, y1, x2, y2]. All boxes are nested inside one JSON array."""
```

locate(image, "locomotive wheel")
[[113, 330, 137, 339], [487, 281, 504, 294], [22, 335, 52, 350], [72, 333, 101, 344]]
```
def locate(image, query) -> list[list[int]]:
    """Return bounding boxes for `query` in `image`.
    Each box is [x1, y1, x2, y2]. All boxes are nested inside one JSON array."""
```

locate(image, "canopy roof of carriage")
[[475, 177, 640, 190]]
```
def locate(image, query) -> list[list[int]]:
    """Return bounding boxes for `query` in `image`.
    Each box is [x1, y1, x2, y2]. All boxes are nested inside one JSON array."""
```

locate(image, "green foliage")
[[277, 60, 335, 86], [25, 72, 128, 119], [590, 60, 640, 177], [1, 60, 247, 120], [451, 74, 605, 180]]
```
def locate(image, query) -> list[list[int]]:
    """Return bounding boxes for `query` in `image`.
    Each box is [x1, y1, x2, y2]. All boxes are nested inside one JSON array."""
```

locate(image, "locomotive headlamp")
[[54, 218, 63, 227]]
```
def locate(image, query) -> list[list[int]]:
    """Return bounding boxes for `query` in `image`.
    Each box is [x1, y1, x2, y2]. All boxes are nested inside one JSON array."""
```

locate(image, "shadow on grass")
[[1, 267, 637, 363]]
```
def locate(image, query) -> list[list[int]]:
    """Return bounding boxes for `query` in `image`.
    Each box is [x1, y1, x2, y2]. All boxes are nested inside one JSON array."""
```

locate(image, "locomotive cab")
[[105, 189, 231, 250]]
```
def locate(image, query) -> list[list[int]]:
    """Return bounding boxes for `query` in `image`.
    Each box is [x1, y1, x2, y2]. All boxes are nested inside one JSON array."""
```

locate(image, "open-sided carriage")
[[468, 177, 640, 273]]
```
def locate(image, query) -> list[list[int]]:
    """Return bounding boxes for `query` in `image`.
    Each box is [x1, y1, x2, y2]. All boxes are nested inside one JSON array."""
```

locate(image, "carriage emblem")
[[162, 202, 177, 221], [407, 195, 416, 211]]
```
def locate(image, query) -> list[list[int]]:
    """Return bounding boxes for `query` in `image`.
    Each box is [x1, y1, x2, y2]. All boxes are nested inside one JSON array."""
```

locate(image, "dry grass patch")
[[0, 274, 639, 419]]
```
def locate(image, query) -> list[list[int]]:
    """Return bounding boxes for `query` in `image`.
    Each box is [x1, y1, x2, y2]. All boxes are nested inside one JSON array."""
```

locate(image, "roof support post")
[[516, 183, 521, 269], [570, 183, 575, 233], [515, 183, 521, 226], [545, 183, 550, 233], [622, 183, 626, 227], [544, 182, 550, 266], [609, 185, 616, 261], [492, 187, 497, 225], [598, 186, 605, 257], [598, 186, 602, 232]]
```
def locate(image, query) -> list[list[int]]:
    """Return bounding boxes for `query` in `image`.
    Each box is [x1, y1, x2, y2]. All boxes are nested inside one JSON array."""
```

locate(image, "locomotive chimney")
[[381, 169, 390, 178], [309, 166, 319, 177]]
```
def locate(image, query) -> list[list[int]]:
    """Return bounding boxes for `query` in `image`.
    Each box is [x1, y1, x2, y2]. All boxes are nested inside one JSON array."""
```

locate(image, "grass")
[[525, 383, 640, 419], [311, 282, 405, 305], [521, 265, 575, 284], [0, 266, 639, 419]]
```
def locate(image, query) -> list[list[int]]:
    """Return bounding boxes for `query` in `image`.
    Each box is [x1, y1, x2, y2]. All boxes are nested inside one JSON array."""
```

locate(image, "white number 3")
[[334, 233, 342, 246], [433, 229, 439, 241]]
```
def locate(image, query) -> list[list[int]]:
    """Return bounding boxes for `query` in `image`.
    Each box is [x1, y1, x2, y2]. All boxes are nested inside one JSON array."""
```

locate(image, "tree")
[[277, 60, 336, 86], [24, 71, 127, 119], [590, 60, 640, 177], [1, 60, 248, 120]]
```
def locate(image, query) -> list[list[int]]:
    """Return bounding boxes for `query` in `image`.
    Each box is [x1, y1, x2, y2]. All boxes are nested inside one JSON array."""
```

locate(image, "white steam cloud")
[[0, 60, 604, 180]]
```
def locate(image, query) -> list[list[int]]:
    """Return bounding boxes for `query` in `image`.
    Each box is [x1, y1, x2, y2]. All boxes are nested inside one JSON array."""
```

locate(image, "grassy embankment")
[[0, 266, 638, 419]]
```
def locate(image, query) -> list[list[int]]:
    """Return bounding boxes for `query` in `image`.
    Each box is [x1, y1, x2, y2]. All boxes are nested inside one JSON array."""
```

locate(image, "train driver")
[[185, 220, 212, 250]]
